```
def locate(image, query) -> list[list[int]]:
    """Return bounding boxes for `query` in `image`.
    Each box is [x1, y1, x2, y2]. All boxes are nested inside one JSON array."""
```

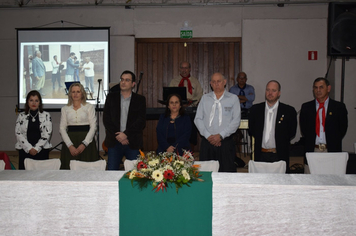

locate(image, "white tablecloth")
[[1, 171, 356, 235]]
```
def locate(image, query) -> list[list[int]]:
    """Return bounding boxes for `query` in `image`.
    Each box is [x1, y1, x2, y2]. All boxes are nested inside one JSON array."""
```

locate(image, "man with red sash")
[[300, 77, 348, 155], [169, 62, 203, 151], [169, 62, 203, 107]]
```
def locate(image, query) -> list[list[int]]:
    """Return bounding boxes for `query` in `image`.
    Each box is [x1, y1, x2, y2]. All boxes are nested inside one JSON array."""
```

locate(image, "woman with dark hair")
[[156, 94, 192, 155], [59, 83, 98, 169], [15, 90, 52, 169]]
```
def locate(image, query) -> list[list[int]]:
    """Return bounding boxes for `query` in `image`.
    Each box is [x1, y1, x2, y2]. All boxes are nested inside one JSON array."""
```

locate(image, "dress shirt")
[[120, 93, 131, 132], [315, 97, 329, 145], [83, 61, 94, 77], [229, 84, 255, 109], [262, 101, 279, 149], [59, 103, 97, 147], [194, 91, 241, 139], [29, 61, 33, 75], [52, 60, 60, 74], [169, 75, 203, 106]]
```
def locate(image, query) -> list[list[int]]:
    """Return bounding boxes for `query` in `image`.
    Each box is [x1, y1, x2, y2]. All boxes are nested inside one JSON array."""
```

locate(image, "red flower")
[[163, 170, 175, 180], [182, 152, 190, 159], [137, 161, 147, 170], [153, 182, 167, 192]]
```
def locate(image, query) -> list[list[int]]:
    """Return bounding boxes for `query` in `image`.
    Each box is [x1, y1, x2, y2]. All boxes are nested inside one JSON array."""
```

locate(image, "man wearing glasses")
[[103, 70, 146, 170]]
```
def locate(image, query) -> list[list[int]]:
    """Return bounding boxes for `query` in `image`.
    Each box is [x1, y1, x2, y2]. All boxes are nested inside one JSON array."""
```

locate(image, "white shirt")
[[59, 103, 97, 147], [83, 61, 94, 77], [262, 100, 279, 149], [194, 90, 241, 139], [315, 97, 329, 145], [52, 60, 60, 74]]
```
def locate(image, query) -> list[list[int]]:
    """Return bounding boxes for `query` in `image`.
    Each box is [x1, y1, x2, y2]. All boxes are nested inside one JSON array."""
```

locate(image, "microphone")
[[98, 79, 102, 82]]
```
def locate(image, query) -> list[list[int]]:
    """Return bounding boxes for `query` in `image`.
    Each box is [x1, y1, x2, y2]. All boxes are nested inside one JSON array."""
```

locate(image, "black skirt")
[[60, 126, 98, 169]]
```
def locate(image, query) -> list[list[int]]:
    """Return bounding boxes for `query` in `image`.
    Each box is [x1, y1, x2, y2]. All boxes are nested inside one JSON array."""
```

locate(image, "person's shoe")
[[234, 156, 246, 168]]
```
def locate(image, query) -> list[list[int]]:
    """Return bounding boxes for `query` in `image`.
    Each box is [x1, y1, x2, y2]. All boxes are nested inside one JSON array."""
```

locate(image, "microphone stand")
[[136, 71, 143, 93], [96, 79, 103, 160]]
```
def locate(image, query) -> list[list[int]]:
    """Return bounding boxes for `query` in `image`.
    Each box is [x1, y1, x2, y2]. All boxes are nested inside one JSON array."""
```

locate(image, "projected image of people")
[[51, 55, 63, 89], [81, 57, 95, 97], [18, 28, 109, 109], [20, 42, 107, 106], [32, 50, 46, 97]]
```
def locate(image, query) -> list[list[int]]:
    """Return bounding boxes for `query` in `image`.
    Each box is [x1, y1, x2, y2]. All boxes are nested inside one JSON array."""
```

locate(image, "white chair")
[[70, 160, 106, 171], [248, 160, 286, 173], [24, 158, 61, 170], [124, 160, 138, 171], [0, 160, 5, 171], [194, 161, 220, 172], [306, 152, 349, 175]]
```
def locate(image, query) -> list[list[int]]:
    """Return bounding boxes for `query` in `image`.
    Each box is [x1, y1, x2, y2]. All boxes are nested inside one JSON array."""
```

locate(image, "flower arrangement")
[[125, 150, 203, 193]]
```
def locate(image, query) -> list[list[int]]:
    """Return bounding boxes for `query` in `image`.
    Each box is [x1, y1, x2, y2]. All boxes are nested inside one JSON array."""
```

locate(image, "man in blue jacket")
[[32, 50, 46, 96], [65, 52, 80, 82]]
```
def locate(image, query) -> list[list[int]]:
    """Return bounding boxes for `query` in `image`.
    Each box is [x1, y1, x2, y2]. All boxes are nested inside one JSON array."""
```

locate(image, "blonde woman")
[[59, 83, 98, 169]]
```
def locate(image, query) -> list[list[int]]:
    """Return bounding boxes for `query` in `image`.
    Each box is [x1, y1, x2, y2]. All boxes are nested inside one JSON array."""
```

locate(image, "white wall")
[[0, 4, 354, 152], [243, 18, 327, 144], [334, 58, 356, 153]]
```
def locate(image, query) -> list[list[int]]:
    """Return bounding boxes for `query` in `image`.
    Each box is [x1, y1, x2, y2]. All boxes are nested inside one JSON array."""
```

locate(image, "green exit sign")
[[180, 30, 193, 39]]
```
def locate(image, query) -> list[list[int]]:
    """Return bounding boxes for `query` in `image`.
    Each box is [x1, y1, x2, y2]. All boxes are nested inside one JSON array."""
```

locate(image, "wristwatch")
[[219, 135, 223, 141]]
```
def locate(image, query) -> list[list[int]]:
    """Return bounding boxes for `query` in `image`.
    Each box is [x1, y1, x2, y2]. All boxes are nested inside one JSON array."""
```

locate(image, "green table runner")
[[119, 171, 212, 236]]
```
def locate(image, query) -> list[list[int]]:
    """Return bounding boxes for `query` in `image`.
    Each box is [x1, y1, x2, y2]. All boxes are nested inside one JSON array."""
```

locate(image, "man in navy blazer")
[[248, 80, 297, 172], [65, 52, 80, 82], [103, 70, 146, 170], [300, 77, 348, 155]]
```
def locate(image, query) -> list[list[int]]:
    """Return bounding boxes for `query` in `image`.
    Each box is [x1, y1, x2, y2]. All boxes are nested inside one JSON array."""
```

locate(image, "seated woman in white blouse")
[[59, 83, 98, 169]]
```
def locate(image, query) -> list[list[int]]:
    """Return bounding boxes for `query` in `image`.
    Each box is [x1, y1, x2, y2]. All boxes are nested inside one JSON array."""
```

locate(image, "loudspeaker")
[[328, 2, 356, 56]]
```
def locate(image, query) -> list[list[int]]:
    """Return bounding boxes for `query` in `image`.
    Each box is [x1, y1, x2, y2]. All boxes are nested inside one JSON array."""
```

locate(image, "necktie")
[[178, 75, 193, 95], [264, 102, 278, 144], [239, 86, 246, 107], [209, 94, 224, 127], [315, 101, 325, 137]]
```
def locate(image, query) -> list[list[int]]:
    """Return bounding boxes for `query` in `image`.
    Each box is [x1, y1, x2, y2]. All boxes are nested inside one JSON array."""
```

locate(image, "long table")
[[1, 170, 356, 235]]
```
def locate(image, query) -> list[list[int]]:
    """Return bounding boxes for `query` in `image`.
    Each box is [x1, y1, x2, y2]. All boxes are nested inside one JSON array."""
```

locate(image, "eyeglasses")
[[120, 78, 132, 83]]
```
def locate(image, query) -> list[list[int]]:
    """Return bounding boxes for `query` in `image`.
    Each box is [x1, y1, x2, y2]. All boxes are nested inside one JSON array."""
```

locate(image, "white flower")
[[148, 159, 159, 166], [165, 165, 173, 171], [174, 160, 184, 167], [152, 170, 164, 182], [129, 170, 137, 179], [141, 168, 152, 173], [182, 169, 190, 181]]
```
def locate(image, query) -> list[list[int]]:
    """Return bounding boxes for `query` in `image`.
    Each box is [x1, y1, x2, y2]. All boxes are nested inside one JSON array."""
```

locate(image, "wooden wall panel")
[[135, 38, 241, 152]]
